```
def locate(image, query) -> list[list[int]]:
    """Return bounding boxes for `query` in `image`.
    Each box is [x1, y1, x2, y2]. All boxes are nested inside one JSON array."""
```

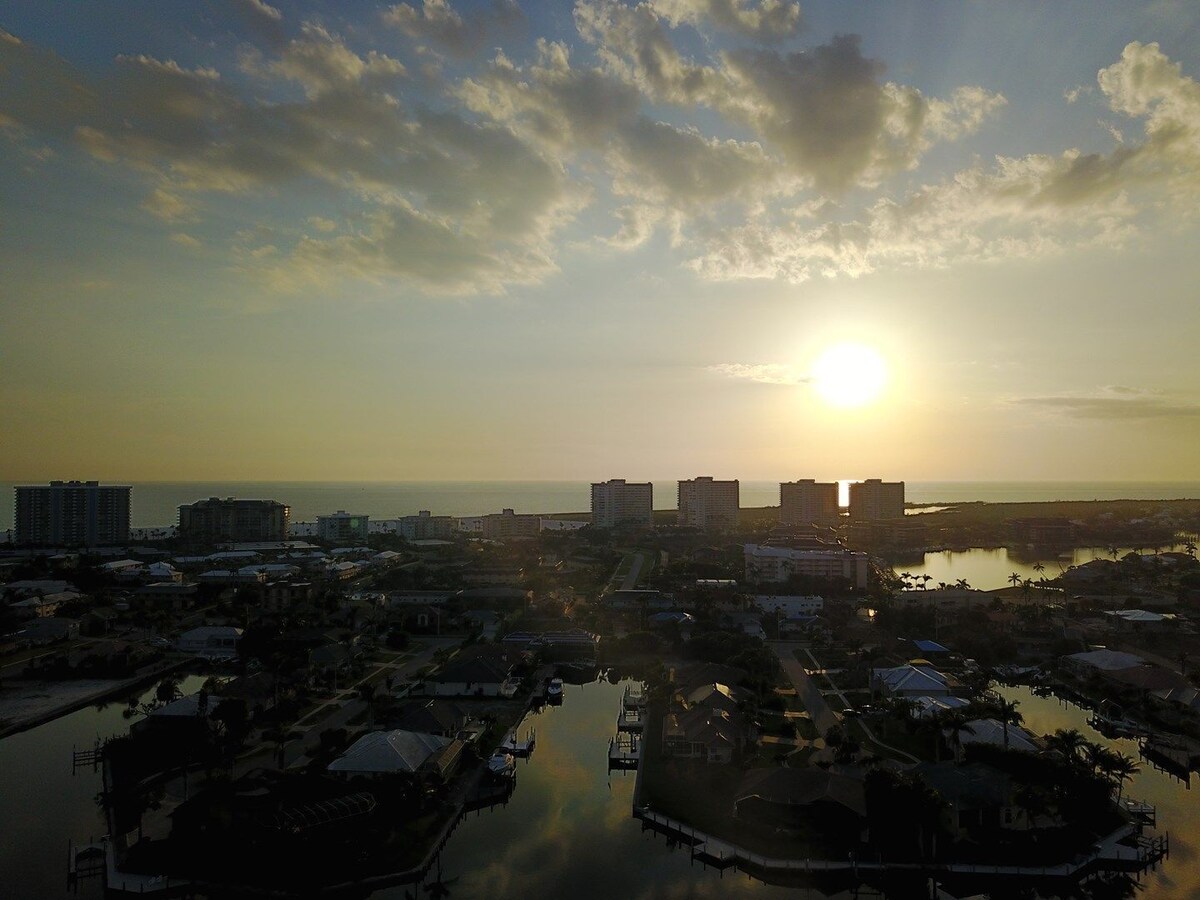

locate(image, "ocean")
[[3, 480, 1200, 530]]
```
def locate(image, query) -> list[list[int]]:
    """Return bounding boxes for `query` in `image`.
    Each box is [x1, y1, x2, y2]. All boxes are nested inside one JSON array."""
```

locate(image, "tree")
[[1008, 572, 1022, 590], [992, 697, 1024, 750], [1108, 752, 1140, 801], [1045, 728, 1086, 764]]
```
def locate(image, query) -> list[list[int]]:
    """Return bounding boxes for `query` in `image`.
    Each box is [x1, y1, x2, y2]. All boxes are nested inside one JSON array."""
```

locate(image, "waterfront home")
[[424, 648, 516, 697], [909, 695, 972, 719], [661, 706, 741, 763], [871, 664, 954, 698], [956, 718, 1040, 754], [733, 767, 867, 843], [914, 762, 1032, 836], [1062, 648, 1145, 678], [328, 730, 464, 780], [178, 625, 243, 658], [501, 628, 600, 660], [389, 699, 472, 738], [677, 682, 750, 718]]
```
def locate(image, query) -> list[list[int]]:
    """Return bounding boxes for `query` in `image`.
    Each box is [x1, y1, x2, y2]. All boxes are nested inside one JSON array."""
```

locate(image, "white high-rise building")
[[744, 544, 869, 589], [14, 480, 131, 546], [677, 477, 740, 530], [779, 480, 839, 525], [591, 479, 653, 528], [317, 510, 370, 543], [848, 479, 905, 520]]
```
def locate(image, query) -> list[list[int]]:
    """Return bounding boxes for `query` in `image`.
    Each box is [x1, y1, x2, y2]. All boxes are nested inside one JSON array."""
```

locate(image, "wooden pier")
[[635, 806, 1169, 882], [609, 732, 641, 770], [617, 706, 644, 732], [72, 738, 107, 774], [500, 726, 536, 757]]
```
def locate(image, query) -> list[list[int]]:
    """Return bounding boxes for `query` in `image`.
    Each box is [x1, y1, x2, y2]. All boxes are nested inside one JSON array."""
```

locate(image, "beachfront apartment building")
[[848, 479, 905, 520], [396, 510, 457, 540], [591, 479, 653, 528], [316, 510, 369, 543], [14, 481, 131, 546], [744, 543, 870, 589], [779, 479, 839, 526], [482, 508, 541, 540], [678, 477, 740, 530], [178, 498, 290, 544]]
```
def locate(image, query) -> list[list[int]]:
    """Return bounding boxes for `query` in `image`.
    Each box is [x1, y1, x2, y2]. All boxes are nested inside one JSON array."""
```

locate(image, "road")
[[769, 641, 840, 736]]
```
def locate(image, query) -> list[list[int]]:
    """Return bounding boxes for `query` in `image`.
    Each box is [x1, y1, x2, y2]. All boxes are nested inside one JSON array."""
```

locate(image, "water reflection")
[[896, 547, 1166, 591], [0, 673, 208, 899], [374, 679, 801, 899], [6, 672, 1193, 899], [995, 685, 1196, 900]]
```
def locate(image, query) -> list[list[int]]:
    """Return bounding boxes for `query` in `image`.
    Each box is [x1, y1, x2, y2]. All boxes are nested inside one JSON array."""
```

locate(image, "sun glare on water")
[[811, 343, 888, 408]]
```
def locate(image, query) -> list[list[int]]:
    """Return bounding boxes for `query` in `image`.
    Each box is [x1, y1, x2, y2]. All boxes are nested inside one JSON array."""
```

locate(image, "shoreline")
[[0, 658, 189, 740]]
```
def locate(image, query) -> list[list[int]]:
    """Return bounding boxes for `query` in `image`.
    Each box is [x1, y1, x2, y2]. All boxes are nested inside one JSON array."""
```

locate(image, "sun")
[[811, 343, 888, 408]]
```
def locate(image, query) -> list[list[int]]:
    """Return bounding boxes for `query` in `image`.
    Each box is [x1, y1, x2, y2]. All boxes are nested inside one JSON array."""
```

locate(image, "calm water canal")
[[0, 674, 208, 899], [993, 685, 1198, 900], [894, 546, 1176, 591], [3, 675, 1194, 899]]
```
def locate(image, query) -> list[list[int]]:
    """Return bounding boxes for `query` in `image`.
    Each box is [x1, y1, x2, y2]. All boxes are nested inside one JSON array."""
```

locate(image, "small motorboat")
[[546, 677, 564, 701]]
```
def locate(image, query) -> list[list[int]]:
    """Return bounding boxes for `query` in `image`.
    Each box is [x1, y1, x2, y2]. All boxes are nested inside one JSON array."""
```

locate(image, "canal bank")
[[5, 670, 1196, 900]]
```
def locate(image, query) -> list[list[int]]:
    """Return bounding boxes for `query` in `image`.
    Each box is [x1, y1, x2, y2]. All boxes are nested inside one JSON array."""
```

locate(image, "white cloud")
[[653, 0, 803, 43], [384, 0, 525, 58], [707, 362, 807, 385]]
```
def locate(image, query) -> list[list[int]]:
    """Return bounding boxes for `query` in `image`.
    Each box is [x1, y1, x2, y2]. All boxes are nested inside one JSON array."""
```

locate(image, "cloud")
[[141, 188, 195, 222], [575, 2, 1005, 193], [653, 0, 803, 43], [690, 40, 1200, 283], [0, 23, 578, 295], [707, 362, 807, 385], [459, 39, 795, 244], [170, 232, 202, 247], [384, 0, 525, 58], [1013, 387, 1200, 421], [688, 146, 1143, 282], [241, 22, 406, 99]]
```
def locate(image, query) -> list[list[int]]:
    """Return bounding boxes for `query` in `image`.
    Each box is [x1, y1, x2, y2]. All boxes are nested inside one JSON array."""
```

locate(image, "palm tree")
[[1008, 572, 1022, 590], [1108, 753, 1140, 801], [1033, 562, 1046, 578], [954, 578, 971, 590], [900, 572, 913, 590], [941, 712, 976, 762], [920, 574, 933, 591], [1046, 728, 1086, 764], [993, 698, 1024, 750]]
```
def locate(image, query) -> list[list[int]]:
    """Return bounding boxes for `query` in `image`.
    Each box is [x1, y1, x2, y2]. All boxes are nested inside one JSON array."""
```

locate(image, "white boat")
[[546, 677, 564, 699]]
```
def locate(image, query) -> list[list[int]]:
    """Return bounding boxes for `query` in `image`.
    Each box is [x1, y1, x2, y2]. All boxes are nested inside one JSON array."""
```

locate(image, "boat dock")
[[623, 684, 645, 709], [609, 732, 641, 770], [500, 726, 536, 757], [617, 706, 644, 732], [635, 807, 1169, 881]]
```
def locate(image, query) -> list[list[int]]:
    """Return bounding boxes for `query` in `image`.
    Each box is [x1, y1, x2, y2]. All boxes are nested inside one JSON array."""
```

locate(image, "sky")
[[2, 0, 1199, 483]]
